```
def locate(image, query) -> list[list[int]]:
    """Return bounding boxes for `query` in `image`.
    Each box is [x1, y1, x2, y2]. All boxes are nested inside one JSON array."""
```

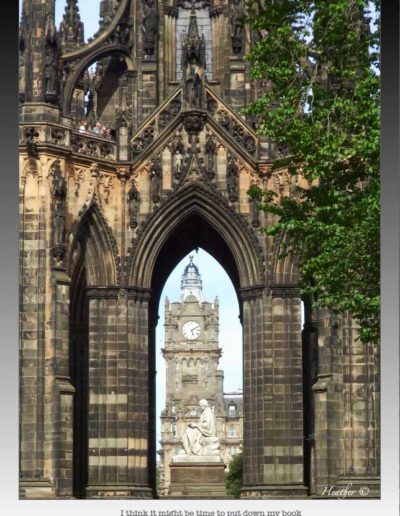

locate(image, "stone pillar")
[[337, 313, 380, 496], [301, 305, 318, 495], [241, 286, 307, 498], [19, 161, 55, 498], [312, 310, 380, 498], [84, 288, 153, 498], [51, 269, 74, 497], [310, 307, 335, 495]]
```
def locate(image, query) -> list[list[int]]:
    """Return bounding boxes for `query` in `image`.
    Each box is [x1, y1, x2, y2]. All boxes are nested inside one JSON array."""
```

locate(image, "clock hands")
[[191, 325, 200, 336]]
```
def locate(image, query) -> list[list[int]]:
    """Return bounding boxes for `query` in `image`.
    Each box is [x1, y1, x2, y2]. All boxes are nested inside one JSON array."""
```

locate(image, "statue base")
[[168, 458, 230, 499]]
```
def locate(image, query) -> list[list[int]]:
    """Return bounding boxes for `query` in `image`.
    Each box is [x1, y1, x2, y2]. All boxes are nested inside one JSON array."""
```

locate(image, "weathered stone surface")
[[168, 462, 229, 498]]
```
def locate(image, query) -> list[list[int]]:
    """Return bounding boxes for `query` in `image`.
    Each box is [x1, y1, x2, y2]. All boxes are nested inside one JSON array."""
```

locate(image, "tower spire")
[[59, 0, 84, 52], [181, 255, 203, 301]]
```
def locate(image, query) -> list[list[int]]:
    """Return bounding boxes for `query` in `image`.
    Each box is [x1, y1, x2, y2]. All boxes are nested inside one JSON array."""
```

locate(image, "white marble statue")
[[182, 399, 220, 456]]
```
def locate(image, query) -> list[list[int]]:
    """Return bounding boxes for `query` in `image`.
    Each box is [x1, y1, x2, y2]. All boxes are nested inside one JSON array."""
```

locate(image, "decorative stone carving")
[[181, 399, 220, 457], [249, 187, 261, 228], [44, 19, 60, 105], [115, 19, 134, 48], [131, 123, 155, 156], [273, 169, 291, 197], [184, 65, 204, 109], [127, 179, 140, 228], [206, 89, 258, 156], [230, 0, 244, 55], [182, 111, 207, 136], [115, 74, 133, 129], [24, 127, 40, 158], [71, 133, 116, 160], [142, 0, 158, 56], [130, 90, 182, 158], [171, 133, 186, 185], [159, 98, 182, 129], [99, 0, 117, 30], [59, 0, 85, 52], [150, 157, 162, 203], [204, 133, 216, 179], [182, 6, 206, 110], [51, 160, 67, 265], [226, 158, 239, 202], [72, 167, 85, 197], [98, 173, 114, 204], [51, 128, 67, 145]]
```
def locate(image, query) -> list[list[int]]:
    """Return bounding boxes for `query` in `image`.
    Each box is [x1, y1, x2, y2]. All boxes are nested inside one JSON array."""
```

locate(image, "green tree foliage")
[[225, 453, 243, 498], [245, 0, 380, 344]]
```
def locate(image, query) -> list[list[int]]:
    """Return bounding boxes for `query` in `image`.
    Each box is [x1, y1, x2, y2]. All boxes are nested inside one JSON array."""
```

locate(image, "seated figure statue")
[[182, 399, 220, 456]]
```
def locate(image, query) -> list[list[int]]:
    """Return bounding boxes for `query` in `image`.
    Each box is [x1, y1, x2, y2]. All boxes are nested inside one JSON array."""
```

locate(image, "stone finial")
[[59, 0, 85, 52]]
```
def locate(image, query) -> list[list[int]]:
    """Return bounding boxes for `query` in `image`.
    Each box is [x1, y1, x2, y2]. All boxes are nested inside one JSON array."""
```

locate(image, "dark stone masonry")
[[19, 0, 380, 499]]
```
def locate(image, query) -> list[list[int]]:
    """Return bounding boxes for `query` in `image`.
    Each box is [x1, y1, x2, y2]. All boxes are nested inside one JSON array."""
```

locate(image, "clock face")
[[182, 320, 201, 340]]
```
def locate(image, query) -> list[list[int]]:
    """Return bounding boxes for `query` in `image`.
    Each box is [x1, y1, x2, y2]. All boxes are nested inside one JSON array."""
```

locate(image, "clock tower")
[[162, 255, 223, 413], [158, 255, 243, 495]]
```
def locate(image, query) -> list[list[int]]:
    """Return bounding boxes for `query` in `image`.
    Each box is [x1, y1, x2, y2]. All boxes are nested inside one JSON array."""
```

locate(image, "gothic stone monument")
[[19, 0, 380, 499]]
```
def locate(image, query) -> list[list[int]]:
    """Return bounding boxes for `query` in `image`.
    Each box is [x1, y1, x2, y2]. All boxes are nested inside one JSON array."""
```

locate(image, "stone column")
[[51, 269, 75, 497], [84, 287, 153, 498], [337, 313, 380, 496], [240, 286, 307, 498], [19, 162, 55, 498], [301, 305, 318, 495], [311, 307, 336, 495], [312, 310, 380, 498]]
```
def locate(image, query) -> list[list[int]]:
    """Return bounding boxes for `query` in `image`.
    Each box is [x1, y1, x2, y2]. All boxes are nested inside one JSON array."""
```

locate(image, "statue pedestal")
[[168, 456, 230, 499]]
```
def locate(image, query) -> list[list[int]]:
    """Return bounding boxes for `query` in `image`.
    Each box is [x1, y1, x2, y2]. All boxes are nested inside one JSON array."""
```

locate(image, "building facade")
[[19, 0, 380, 500], [158, 257, 243, 496]]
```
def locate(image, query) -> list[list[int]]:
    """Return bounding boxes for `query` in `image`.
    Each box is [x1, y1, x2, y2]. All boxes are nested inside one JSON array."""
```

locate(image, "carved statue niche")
[[171, 134, 186, 185], [51, 160, 67, 265], [142, 0, 159, 56], [249, 184, 261, 228], [181, 6, 206, 110], [226, 158, 239, 202], [205, 133, 217, 179], [127, 179, 140, 228], [230, 0, 244, 56], [150, 157, 162, 203]]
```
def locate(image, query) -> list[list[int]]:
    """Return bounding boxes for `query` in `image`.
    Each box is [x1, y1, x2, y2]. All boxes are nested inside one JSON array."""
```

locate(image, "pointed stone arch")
[[68, 201, 119, 286], [270, 231, 300, 285], [62, 47, 135, 115], [127, 182, 265, 292]]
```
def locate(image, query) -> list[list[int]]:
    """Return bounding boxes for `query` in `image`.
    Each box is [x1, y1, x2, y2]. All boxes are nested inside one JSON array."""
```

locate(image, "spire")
[[181, 5, 206, 69], [181, 255, 203, 302], [59, 0, 84, 52]]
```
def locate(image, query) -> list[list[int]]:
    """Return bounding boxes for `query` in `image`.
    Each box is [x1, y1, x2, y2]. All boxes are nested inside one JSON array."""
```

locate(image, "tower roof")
[[181, 255, 203, 302]]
